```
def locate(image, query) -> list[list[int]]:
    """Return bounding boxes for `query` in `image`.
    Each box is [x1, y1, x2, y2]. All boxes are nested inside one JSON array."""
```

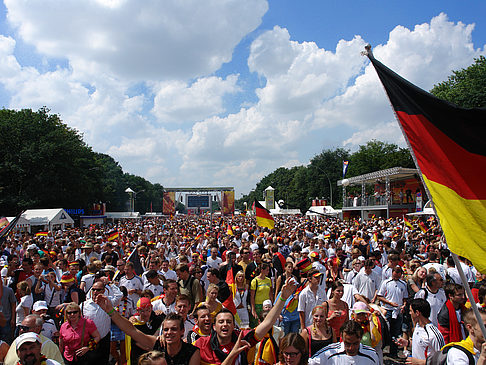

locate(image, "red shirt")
[[195, 329, 259, 365]]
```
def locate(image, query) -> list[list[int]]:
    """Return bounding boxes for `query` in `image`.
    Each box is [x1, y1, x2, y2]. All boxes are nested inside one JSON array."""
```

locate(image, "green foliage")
[[0, 108, 102, 214], [237, 141, 414, 211], [430, 56, 486, 108], [0, 108, 164, 215]]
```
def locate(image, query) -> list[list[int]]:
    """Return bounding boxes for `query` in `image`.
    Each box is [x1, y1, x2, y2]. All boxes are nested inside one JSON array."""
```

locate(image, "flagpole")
[[363, 45, 486, 339], [450, 250, 486, 338]]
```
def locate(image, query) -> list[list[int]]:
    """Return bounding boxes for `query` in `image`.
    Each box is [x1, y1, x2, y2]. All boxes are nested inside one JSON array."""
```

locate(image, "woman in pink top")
[[325, 280, 349, 340], [59, 302, 101, 365]]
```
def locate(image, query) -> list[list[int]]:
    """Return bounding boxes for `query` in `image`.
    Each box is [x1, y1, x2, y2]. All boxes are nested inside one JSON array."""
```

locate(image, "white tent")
[[21, 208, 74, 232], [306, 205, 339, 217], [6, 215, 30, 231], [406, 200, 435, 216]]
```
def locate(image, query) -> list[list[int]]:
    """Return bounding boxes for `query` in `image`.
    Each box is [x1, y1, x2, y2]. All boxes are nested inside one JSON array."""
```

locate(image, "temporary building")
[[21, 208, 74, 232]]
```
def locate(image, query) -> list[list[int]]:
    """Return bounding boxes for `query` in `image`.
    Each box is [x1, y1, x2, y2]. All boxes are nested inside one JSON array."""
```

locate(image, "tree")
[[430, 55, 486, 108], [0, 108, 103, 215], [348, 140, 414, 177]]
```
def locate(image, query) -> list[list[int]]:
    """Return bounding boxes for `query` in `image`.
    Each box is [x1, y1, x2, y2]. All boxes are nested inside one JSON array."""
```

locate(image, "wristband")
[[107, 308, 115, 316], [88, 338, 98, 350], [279, 296, 286, 302]]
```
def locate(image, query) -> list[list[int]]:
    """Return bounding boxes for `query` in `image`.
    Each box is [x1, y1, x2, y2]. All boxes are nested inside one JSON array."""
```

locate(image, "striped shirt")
[[309, 342, 379, 365], [411, 322, 445, 360]]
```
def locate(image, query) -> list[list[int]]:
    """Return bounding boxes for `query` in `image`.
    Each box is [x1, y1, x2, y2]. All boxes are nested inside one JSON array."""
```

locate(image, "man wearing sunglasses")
[[80, 282, 113, 364], [4, 315, 64, 365]]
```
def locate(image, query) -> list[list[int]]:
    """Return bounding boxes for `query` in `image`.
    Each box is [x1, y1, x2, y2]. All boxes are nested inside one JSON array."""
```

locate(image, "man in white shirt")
[[377, 266, 408, 358], [397, 298, 444, 361], [446, 307, 486, 364], [309, 320, 379, 365], [206, 247, 222, 269], [152, 279, 178, 314], [298, 271, 327, 328], [81, 281, 113, 363], [414, 273, 447, 327], [353, 259, 381, 303], [422, 252, 446, 280], [143, 270, 164, 297], [160, 259, 177, 281], [119, 262, 144, 305]]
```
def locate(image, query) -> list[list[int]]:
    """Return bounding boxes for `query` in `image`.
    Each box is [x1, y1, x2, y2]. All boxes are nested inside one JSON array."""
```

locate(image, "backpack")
[[425, 345, 475, 365]]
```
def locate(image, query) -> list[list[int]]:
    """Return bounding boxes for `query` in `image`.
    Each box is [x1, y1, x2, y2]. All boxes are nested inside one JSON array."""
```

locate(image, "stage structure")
[[163, 187, 235, 216], [337, 167, 426, 220]]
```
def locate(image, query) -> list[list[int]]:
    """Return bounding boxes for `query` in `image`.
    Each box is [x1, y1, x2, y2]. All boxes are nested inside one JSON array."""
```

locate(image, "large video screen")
[[187, 195, 210, 208]]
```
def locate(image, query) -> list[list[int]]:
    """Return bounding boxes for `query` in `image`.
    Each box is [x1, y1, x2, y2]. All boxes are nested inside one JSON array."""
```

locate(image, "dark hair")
[[428, 252, 438, 262], [444, 282, 463, 299], [446, 256, 455, 267], [163, 279, 178, 290], [146, 270, 158, 279], [340, 320, 364, 338], [410, 298, 431, 318], [479, 284, 486, 304], [208, 268, 221, 280], [23, 257, 33, 266], [215, 308, 235, 323], [278, 333, 308, 365], [141, 289, 154, 299], [426, 273, 439, 287], [163, 313, 184, 330], [194, 304, 210, 319]]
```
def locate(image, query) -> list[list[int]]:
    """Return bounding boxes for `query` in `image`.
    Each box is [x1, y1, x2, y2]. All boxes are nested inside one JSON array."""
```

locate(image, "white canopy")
[[20, 208, 74, 232], [306, 205, 338, 217]]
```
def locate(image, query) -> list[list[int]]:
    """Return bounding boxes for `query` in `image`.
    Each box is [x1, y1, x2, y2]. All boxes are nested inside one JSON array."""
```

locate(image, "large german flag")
[[254, 199, 275, 229], [369, 54, 486, 273]]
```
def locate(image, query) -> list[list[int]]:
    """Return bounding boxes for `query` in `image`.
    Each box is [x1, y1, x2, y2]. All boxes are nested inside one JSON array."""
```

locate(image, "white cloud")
[[0, 8, 485, 195], [152, 75, 240, 123], [5, 0, 268, 81]]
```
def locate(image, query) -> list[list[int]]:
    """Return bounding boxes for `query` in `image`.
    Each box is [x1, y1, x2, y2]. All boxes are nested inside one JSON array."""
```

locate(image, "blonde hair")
[[17, 281, 31, 296], [64, 302, 81, 322]]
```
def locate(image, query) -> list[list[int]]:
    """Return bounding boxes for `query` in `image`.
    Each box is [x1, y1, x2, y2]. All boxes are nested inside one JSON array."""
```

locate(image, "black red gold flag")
[[254, 199, 275, 229], [368, 52, 486, 273]]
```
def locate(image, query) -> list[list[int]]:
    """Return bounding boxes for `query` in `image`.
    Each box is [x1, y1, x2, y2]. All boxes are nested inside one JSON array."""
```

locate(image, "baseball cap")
[[137, 297, 152, 309], [16, 332, 41, 350], [32, 301, 48, 312], [351, 301, 371, 314]]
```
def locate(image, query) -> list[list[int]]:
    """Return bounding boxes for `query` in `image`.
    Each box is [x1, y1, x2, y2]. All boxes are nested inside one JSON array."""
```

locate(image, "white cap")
[[27, 244, 38, 251], [16, 332, 41, 350], [302, 247, 310, 254], [32, 301, 48, 312], [250, 243, 259, 251], [263, 299, 273, 308], [358, 256, 366, 261]]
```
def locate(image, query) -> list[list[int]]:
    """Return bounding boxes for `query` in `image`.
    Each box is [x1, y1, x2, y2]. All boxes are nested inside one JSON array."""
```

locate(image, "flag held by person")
[[367, 48, 486, 273], [254, 199, 275, 229]]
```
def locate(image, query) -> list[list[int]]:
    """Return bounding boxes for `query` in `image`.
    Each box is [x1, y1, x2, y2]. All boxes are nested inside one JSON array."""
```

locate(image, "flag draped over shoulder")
[[254, 199, 275, 229], [127, 248, 144, 276], [368, 52, 486, 273]]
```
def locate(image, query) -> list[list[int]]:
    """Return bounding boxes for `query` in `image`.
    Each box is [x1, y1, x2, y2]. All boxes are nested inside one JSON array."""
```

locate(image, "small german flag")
[[227, 224, 234, 236], [403, 216, 413, 229], [418, 221, 428, 234], [254, 199, 275, 229], [35, 232, 48, 237], [107, 231, 119, 241]]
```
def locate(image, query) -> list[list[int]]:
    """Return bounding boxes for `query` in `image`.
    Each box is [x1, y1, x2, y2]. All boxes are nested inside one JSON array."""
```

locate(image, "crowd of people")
[[1, 213, 486, 365]]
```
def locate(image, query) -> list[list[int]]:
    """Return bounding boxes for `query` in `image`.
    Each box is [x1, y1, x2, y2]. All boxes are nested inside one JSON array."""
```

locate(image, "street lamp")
[[312, 165, 333, 207], [125, 188, 145, 212]]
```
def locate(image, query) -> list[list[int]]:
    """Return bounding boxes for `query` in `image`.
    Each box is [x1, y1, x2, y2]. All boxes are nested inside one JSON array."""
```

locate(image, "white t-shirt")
[[353, 271, 380, 302], [16, 294, 33, 325], [377, 278, 408, 318], [414, 288, 447, 327], [309, 342, 379, 365], [206, 256, 222, 269], [411, 322, 445, 359], [446, 346, 480, 365], [297, 286, 327, 327]]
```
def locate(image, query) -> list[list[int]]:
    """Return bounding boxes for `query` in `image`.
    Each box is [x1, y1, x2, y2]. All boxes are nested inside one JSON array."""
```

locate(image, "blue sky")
[[0, 0, 485, 198]]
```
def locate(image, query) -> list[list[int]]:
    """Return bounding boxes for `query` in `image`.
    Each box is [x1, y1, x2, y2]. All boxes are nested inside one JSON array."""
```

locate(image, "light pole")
[[312, 165, 333, 207], [125, 188, 145, 212]]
